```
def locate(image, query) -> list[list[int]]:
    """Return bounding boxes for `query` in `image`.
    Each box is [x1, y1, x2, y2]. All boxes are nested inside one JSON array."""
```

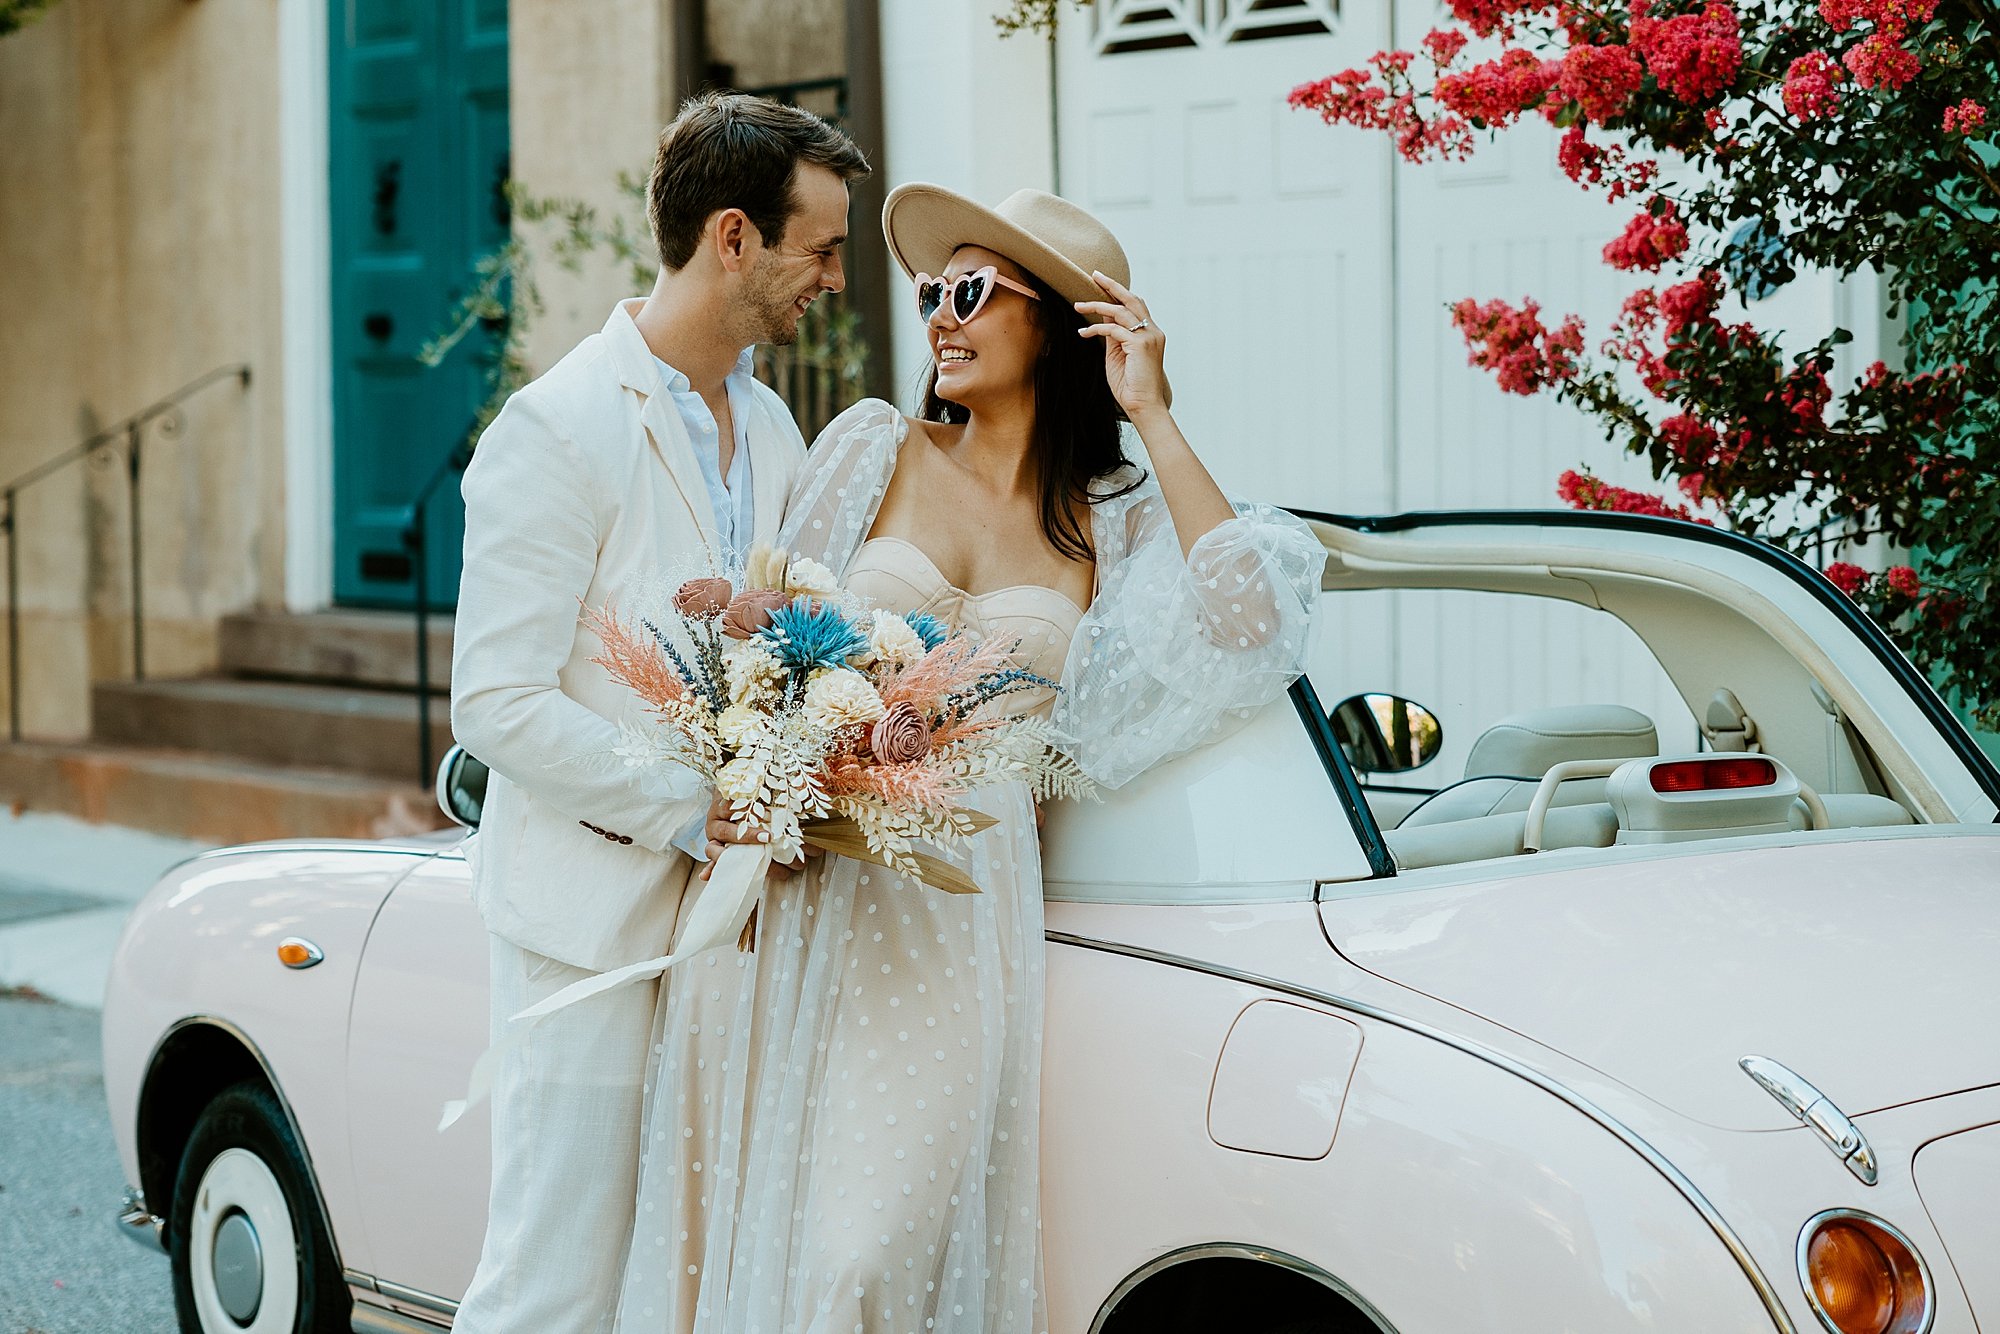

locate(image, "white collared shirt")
[[652, 346, 758, 566]]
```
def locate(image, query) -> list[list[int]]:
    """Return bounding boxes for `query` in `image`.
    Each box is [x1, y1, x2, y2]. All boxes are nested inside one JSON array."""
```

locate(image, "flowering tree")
[[1290, 1, 2000, 727]]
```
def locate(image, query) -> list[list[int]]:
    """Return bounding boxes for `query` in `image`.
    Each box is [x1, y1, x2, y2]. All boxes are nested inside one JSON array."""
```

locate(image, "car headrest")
[[1464, 705, 1658, 779]]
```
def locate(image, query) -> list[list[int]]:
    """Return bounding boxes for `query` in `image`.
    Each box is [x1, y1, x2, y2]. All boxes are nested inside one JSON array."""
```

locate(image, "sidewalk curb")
[[0, 812, 211, 1012]]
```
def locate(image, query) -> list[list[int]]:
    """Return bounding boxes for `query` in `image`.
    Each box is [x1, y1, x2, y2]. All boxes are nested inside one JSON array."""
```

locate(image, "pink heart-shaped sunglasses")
[[913, 266, 1041, 325]]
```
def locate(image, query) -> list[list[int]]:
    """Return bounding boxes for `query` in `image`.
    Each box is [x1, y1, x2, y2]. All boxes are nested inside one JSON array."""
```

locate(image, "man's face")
[[741, 163, 851, 347]]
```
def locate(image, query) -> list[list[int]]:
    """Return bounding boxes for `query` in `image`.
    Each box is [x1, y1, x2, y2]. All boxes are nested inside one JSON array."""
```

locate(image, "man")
[[448, 93, 868, 1333]]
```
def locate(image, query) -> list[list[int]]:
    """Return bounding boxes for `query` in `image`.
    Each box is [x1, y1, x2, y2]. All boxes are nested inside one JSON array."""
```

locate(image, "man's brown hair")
[[647, 92, 871, 271]]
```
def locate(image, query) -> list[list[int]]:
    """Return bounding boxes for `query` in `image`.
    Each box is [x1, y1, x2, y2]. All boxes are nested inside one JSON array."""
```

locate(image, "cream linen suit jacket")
[[451, 299, 805, 973]]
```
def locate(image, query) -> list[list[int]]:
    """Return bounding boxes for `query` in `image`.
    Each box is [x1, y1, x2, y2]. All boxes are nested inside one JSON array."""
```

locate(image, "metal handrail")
[[1, 365, 251, 741], [400, 429, 473, 785]]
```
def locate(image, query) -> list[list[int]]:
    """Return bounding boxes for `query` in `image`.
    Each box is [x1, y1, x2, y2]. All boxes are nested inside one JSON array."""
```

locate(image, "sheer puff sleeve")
[[777, 397, 905, 573], [1052, 476, 1328, 789]]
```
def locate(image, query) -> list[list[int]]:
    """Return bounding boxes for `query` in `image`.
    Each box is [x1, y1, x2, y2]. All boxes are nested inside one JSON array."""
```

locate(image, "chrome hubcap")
[[211, 1208, 264, 1324]]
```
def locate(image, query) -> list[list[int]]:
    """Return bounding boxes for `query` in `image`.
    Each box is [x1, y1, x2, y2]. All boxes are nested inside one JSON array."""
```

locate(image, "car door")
[[345, 849, 490, 1311]]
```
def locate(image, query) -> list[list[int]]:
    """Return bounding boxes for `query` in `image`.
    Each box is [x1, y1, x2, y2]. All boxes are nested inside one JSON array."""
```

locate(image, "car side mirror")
[[1328, 693, 1444, 775], [435, 745, 489, 830]]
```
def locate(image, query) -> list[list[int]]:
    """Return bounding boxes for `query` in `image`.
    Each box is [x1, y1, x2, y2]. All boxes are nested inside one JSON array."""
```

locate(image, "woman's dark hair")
[[918, 270, 1144, 563]]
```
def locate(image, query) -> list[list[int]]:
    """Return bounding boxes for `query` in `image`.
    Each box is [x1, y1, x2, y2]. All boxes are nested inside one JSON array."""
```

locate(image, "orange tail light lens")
[[1801, 1212, 1931, 1334]]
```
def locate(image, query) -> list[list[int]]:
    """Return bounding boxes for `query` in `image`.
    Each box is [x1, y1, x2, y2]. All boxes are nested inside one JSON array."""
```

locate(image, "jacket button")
[[618, 835, 633, 845]]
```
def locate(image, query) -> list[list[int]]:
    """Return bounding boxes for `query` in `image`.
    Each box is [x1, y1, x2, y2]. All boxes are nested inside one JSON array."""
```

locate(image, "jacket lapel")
[[748, 399, 795, 549], [640, 386, 719, 544], [602, 300, 718, 545]]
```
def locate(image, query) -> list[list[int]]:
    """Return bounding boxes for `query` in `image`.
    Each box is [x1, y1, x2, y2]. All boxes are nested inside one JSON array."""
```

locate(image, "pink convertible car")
[[103, 511, 2000, 1334]]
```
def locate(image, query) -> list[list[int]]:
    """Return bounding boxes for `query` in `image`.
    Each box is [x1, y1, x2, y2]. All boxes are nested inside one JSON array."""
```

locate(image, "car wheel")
[[168, 1080, 351, 1333]]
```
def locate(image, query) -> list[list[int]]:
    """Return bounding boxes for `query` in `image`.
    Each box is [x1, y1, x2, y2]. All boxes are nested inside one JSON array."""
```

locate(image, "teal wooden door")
[[329, 0, 508, 608]]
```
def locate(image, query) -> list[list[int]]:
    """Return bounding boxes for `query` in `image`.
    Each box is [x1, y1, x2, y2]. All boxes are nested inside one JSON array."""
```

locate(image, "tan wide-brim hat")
[[881, 183, 1131, 314]]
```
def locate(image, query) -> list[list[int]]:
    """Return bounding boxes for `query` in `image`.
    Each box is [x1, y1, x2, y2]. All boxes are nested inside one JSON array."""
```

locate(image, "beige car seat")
[[1396, 705, 1659, 829]]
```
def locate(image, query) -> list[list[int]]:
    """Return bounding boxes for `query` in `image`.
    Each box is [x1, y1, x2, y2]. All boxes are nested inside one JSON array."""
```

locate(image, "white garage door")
[[1054, 0, 1395, 516]]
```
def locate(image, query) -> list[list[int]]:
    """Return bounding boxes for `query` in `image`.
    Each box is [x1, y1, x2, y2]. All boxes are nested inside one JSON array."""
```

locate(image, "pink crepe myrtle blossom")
[[1437, 48, 1561, 125], [1844, 26, 1921, 89], [1556, 125, 1659, 198], [1823, 562, 1871, 597], [1556, 43, 1646, 123], [1819, 0, 1938, 31], [1783, 51, 1844, 120], [1778, 367, 1832, 431], [1423, 27, 1471, 66], [1558, 468, 1709, 522], [1629, 2, 1744, 105], [1658, 269, 1726, 335], [1944, 99, 1988, 135], [1884, 565, 1922, 600], [1603, 200, 1689, 271], [1446, 0, 1560, 39], [1288, 70, 1475, 162], [1450, 297, 1586, 395]]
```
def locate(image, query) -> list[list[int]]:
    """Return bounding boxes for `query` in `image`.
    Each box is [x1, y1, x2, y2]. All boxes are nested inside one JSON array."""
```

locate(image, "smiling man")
[[447, 93, 867, 1334]]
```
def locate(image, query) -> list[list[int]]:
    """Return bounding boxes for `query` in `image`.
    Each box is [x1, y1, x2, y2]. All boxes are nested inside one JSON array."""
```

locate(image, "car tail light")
[[1799, 1211, 1933, 1334], [1649, 756, 1777, 793]]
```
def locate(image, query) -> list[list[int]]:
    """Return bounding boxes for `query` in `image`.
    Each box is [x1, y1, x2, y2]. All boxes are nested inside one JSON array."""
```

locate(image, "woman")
[[616, 185, 1326, 1333]]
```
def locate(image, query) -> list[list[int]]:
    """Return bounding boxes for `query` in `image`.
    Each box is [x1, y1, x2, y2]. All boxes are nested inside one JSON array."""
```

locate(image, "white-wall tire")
[[168, 1080, 351, 1333], [187, 1147, 300, 1332]]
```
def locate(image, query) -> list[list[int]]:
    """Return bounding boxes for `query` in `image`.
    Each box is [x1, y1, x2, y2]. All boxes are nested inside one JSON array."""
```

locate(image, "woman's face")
[[926, 245, 1046, 409]]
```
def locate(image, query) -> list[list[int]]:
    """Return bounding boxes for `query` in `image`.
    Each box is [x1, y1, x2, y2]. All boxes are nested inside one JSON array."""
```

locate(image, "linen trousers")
[[453, 935, 662, 1334]]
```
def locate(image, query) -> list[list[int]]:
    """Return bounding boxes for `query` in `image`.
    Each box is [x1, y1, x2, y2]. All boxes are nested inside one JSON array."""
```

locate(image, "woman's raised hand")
[[1075, 270, 1172, 420]]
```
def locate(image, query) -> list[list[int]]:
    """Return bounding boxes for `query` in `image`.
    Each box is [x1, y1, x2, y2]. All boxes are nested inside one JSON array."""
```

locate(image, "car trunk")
[[1318, 830, 2000, 1131]]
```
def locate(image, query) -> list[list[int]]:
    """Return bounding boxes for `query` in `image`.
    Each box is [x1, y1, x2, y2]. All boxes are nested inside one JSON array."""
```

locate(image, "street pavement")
[[0, 991, 177, 1333], [0, 812, 209, 1333]]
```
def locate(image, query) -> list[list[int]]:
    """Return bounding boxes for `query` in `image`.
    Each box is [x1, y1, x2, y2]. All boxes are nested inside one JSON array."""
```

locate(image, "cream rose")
[[715, 703, 766, 748], [866, 609, 926, 669], [783, 556, 841, 599], [802, 668, 886, 731]]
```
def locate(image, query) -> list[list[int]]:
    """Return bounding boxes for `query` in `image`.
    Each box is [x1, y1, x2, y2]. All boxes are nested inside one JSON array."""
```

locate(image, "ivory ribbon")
[[438, 839, 773, 1132], [438, 809, 998, 1132]]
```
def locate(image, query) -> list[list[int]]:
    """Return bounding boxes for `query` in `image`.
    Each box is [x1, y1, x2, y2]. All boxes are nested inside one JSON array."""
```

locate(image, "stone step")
[[218, 609, 454, 691], [0, 741, 449, 844], [91, 677, 453, 781]]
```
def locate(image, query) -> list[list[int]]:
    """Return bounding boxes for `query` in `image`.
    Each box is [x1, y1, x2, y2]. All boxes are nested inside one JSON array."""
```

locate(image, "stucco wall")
[[0, 0, 283, 738], [506, 0, 683, 377]]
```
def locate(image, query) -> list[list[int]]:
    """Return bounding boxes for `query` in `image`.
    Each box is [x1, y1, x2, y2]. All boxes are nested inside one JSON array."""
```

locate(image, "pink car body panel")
[[101, 841, 437, 1282], [102, 817, 2000, 1334], [1319, 829, 2000, 1131]]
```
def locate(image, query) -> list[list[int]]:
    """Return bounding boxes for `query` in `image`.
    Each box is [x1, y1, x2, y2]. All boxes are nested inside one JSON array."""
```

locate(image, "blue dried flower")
[[904, 611, 949, 652], [757, 597, 871, 671]]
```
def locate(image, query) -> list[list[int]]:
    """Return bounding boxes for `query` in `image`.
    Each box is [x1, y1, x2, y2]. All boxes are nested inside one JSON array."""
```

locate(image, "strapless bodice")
[[846, 536, 1081, 720]]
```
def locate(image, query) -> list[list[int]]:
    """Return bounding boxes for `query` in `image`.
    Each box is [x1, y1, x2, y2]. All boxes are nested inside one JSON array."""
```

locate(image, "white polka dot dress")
[[613, 400, 1323, 1334]]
